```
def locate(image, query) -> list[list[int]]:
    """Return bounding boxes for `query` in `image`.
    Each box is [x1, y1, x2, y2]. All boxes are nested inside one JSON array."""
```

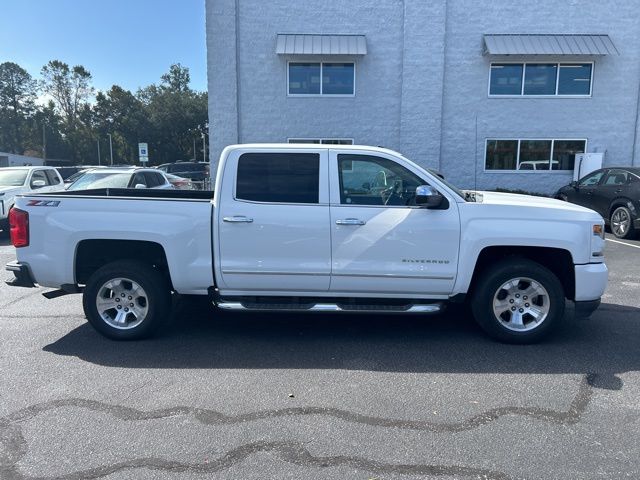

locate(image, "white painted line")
[[606, 238, 640, 249]]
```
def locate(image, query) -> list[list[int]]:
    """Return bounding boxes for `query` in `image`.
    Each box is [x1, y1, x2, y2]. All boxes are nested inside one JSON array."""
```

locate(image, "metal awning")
[[483, 34, 619, 56], [276, 34, 367, 55]]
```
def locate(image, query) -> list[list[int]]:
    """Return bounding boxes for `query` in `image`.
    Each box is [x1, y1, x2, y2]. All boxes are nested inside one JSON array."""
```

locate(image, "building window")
[[523, 64, 557, 95], [489, 63, 593, 96], [288, 62, 355, 96], [485, 139, 586, 171], [236, 152, 320, 204], [288, 138, 354, 145]]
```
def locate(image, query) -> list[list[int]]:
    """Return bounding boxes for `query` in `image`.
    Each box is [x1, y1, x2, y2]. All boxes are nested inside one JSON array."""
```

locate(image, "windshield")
[[68, 172, 132, 190], [0, 169, 28, 187]]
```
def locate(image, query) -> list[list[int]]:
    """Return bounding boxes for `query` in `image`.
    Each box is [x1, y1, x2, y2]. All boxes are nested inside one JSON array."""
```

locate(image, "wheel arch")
[[609, 198, 635, 218], [467, 246, 575, 300], [75, 239, 173, 290]]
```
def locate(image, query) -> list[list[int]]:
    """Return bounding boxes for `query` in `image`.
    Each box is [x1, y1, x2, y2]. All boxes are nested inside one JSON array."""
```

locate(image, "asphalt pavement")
[[0, 232, 639, 479]]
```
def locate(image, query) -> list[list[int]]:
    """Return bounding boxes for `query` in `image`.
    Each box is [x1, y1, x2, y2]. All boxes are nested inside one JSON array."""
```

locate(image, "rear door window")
[[143, 172, 162, 187], [236, 153, 320, 204], [45, 169, 61, 185], [131, 173, 147, 187], [603, 169, 629, 186]]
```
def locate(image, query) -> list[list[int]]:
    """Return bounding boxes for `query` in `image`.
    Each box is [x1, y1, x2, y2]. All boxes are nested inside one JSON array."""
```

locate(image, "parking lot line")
[[606, 238, 640, 249]]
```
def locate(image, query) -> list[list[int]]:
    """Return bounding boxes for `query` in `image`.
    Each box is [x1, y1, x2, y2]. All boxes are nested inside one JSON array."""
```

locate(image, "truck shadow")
[[44, 300, 639, 388]]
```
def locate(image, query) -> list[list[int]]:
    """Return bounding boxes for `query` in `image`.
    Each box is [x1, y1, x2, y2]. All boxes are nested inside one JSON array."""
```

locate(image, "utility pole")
[[107, 133, 114, 166], [97, 140, 101, 166], [193, 137, 197, 161], [201, 131, 206, 163], [42, 123, 46, 163]]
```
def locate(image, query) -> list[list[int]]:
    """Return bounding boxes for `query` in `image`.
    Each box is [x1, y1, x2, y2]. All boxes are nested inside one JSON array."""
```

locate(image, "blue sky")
[[0, 0, 207, 93]]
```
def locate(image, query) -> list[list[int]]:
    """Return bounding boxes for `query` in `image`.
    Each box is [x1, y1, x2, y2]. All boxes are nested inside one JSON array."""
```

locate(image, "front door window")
[[337, 154, 424, 206]]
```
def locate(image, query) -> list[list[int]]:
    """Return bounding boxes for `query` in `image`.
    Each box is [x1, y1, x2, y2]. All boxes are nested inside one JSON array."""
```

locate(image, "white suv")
[[0, 166, 65, 233]]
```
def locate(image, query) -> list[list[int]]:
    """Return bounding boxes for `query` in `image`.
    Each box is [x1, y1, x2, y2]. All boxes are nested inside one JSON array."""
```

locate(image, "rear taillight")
[[9, 208, 29, 248]]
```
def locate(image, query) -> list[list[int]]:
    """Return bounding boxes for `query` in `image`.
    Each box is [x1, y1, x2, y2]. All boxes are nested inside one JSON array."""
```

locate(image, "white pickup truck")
[[0, 166, 65, 232], [5, 144, 608, 343]]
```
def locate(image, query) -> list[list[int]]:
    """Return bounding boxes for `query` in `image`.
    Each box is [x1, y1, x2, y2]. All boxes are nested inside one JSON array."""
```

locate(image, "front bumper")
[[5, 261, 37, 288], [574, 263, 608, 302]]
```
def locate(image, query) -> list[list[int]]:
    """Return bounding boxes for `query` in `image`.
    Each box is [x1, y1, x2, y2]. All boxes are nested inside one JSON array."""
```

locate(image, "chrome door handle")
[[336, 218, 366, 226], [223, 216, 253, 223]]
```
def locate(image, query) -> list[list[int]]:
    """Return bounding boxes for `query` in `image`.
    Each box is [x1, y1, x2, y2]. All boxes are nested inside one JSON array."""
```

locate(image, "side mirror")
[[31, 179, 46, 189], [415, 185, 443, 208], [569, 181, 578, 189], [134, 184, 147, 189]]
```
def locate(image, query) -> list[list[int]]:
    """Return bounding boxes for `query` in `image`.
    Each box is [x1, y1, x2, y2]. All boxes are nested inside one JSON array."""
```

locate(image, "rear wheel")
[[471, 259, 565, 344], [82, 261, 171, 340], [610, 206, 636, 239]]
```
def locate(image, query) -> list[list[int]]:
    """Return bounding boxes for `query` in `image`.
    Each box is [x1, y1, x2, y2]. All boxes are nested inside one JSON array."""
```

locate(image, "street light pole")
[[107, 133, 113, 166], [97, 140, 101, 166]]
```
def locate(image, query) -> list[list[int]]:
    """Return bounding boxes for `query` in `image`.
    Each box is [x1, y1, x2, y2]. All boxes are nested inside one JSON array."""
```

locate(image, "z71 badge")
[[26, 200, 61, 207]]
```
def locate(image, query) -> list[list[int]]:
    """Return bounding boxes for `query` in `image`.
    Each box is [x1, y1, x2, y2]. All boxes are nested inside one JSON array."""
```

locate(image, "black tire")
[[82, 260, 171, 340], [470, 258, 565, 344], [610, 206, 636, 239]]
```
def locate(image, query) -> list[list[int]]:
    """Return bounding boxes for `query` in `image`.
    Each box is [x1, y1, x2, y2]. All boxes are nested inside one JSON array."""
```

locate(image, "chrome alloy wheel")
[[611, 207, 631, 238], [96, 278, 149, 330], [492, 277, 550, 332]]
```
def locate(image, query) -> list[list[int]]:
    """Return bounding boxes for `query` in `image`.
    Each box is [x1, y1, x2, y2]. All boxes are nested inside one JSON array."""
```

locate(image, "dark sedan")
[[556, 167, 640, 239]]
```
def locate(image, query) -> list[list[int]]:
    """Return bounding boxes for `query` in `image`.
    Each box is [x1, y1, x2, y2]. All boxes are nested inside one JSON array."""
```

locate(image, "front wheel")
[[471, 259, 565, 344], [610, 206, 636, 239], [82, 261, 171, 340]]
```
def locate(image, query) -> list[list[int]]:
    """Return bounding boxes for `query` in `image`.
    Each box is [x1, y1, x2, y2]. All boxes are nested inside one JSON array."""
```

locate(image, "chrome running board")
[[216, 301, 443, 314]]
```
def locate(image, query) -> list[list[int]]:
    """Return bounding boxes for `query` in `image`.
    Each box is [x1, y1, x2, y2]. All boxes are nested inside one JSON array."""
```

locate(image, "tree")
[[40, 60, 95, 161], [137, 64, 208, 165], [94, 86, 150, 163], [40, 60, 93, 127], [160, 63, 191, 93], [0, 62, 37, 153]]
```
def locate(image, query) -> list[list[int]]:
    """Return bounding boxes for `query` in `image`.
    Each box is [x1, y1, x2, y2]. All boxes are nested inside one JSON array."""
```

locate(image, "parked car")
[[55, 166, 83, 181], [0, 166, 65, 233], [556, 167, 640, 239], [67, 168, 173, 191], [156, 161, 210, 181], [63, 166, 107, 186], [165, 173, 194, 190], [6, 144, 607, 344]]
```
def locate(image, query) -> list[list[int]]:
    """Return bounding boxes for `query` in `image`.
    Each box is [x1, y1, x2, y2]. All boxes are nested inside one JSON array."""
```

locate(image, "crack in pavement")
[[0, 374, 598, 479], [0, 441, 515, 480]]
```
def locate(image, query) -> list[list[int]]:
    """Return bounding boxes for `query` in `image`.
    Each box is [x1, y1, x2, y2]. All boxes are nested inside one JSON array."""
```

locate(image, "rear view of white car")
[[66, 168, 173, 191], [0, 166, 65, 233]]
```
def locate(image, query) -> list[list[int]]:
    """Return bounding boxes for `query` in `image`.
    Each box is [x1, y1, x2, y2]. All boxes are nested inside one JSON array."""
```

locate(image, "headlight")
[[592, 224, 604, 239], [591, 223, 605, 258]]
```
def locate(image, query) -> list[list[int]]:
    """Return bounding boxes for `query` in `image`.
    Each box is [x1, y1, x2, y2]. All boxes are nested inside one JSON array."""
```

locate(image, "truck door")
[[216, 148, 331, 292], [328, 151, 460, 295]]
